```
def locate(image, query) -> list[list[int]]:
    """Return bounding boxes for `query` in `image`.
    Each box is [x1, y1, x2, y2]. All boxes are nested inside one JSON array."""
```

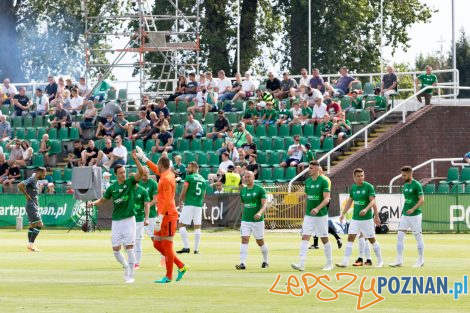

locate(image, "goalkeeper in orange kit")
[[135, 147, 188, 283]]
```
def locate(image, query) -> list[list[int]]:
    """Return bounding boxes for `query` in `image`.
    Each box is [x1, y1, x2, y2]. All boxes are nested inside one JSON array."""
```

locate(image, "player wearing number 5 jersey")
[[236, 171, 269, 270], [134, 147, 188, 283], [390, 166, 425, 268], [177, 162, 206, 254]]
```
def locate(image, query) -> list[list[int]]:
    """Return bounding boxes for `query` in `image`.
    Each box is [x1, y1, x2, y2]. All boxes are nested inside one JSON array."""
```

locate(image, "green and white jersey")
[[134, 185, 150, 222], [418, 74, 438, 94], [279, 108, 292, 121], [403, 179, 424, 216], [305, 175, 330, 217], [301, 106, 313, 118], [139, 178, 158, 218], [240, 184, 267, 222], [349, 182, 375, 220], [104, 176, 137, 221], [184, 173, 206, 207]]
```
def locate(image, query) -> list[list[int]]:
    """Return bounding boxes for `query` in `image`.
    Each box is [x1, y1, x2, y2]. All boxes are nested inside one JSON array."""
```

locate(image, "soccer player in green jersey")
[[336, 168, 383, 268], [92, 150, 145, 284], [131, 174, 150, 270], [177, 162, 206, 254], [236, 171, 269, 270], [139, 167, 158, 240], [390, 166, 425, 268], [292, 161, 333, 271]]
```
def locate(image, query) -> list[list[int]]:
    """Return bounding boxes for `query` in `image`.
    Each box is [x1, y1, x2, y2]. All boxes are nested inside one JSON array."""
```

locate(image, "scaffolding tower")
[[83, 0, 200, 106]]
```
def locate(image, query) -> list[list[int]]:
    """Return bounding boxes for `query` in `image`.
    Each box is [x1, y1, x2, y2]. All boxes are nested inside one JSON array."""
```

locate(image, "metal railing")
[[388, 157, 464, 193], [287, 85, 470, 193]]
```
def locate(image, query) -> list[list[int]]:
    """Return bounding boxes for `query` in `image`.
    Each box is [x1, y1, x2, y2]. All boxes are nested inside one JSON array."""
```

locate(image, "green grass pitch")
[[0, 229, 469, 313]]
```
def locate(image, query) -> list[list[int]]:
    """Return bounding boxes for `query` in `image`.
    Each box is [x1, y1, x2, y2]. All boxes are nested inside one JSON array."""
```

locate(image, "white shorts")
[[111, 216, 136, 247], [240, 221, 265, 240], [135, 221, 144, 241], [301, 215, 328, 237], [144, 217, 157, 238], [398, 214, 422, 234], [348, 219, 375, 238], [179, 205, 203, 225]]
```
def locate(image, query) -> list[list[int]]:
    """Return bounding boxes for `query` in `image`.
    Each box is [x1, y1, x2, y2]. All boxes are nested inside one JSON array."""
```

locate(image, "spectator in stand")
[[0, 115, 12, 142], [280, 135, 305, 168], [39, 134, 51, 166], [324, 92, 341, 118], [364, 88, 381, 119], [77, 100, 97, 136], [0, 78, 17, 105], [97, 100, 122, 125], [81, 139, 99, 166], [12, 87, 32, 117], [154, 98, 171, 122], [226, 121, 249, 149], [312, 96, 327, 125], [184, 114, 204, 139], [298, 143, 315, 172], [46, 182, 56, 194], [60, 89, 72, 110], [90, 138, 113, 167], [68, 88, 84, 115], [241, 134, 257, 157], [93, 73, 112, 101], [175, 73, 198, 107], [299, 100, 313, 125], [309, 68, 325, 93], [381, 65, 398, 99], [300, 86, 322, 106], [221, 73, 242, 110], [331, 111, 352, 145], [216, 165, 242, 194], [344, 90, 362, 112], [127, 110, 150, 140], [325, 66, 359, 97], [77, 77, 89, 98], [205, 71, 218, 100], [295, 68, 311, 95], [275, 101, 293, 126], [145, 111, 168, 143], [288, 101, 303, 127], [415, 65, 438, 106], [49, 102, 72, 129], [103, 135, 127, 171], [13, 140, 33, 168], [265, 72, 281, 96], [111, 112, 128, 138], [464, 152, 470, 164], [95, 114, 115, 139], [187, 87, 208, 117], [0, 153, 9, 185], [242, 100, 258, 125], [45, 75, 58, 103], [319, 114, 333, 147], [207, 110, 230, 139], [3, 163, 20, 193], [208, 151, 234, 184], [275, 71, 298, 101], [68, 140, 84, 167], [215, 70, 233, 103], [246, 154, 260, 179], [258, 102, 277, 126], [232, 71, 256, 102], [65, 78, 75, 92], [155, 125, 174, 152], [167, 75, 187, 102], [173, 154, 186, 182], [235, 149, 249, 177], [30, 88, 49, 117], [56, 77, 66, 100], [226, 141, 239, 162]]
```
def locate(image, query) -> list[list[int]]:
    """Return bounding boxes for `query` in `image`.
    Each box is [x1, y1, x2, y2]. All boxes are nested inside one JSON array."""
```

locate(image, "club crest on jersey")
[[119, 189, 123, 192]]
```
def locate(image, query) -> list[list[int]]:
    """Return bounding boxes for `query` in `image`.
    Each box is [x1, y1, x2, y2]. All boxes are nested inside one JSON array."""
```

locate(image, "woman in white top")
[[232, 72, 256, 102], [226, 141, 239, 162], [13, 140, 33, 168]]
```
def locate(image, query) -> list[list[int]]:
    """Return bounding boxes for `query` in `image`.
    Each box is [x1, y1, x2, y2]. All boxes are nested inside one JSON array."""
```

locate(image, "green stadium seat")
[[167, 101, 176, 112], [273, 167, 286, 182], [191, 138, 202, 151], [48, 128, 57, 139], [37, 127, 47, 140], [176, 138, 190, 151], [49, 140, 62, 155], [279, 151, 287, 161], [260, 168, 273, 183], [245, 124, 255, 135], [52, 169, 64, 184], [363, 82, 375, 95], [460, 167, 470, 184], [183, 151, 196, 163], [303, 124, 314, 137], [285, 167, 297, 180], [233, 100, 244, 111], [180, 113, 188, 124], [351, 81, 363, 91], [450, 183, 463, 193], [310, 137, 321, 151], [357, 110, 371, 124], [436, 182, 449, 194], [135, 139, 144, 150], [291, 124, 302, 136], [107, 88, 117, 100], [260, 138, 272, 151], [202, 138, 213, 151], [58, 127, 69, 140], [257, 151, 268, 167], [143, 139, 154, 152], [23, 115, 33, 128], [69, 128, 79, 140], [208, 153, 219, 166], [267, 124, 278, 137], [1, 106, 9, 115], [33, 116, 43, 127], [27, 154, 45, 169], [214, 138, 225, 150], [122, 139, 132, 152], [285, 137, 294, 148], [26, 128, 36, 140], [346, 110, 357, 123], [423, 184, 435, 194], [151, 153, 161, 164], [205, 113, 216, 124], [465, 184, 470, 194], [340, 96, 351, 110], [255, 125, 267, 137], [200, 168, 211, 180], [226, 112, 238, 124], [268, 151, 280, 166], [299, 137, 308, 146], [272, 137, 284, 150], [322, 137, 335, 152], [440, 167, 460, 185], [12, 116, 22, 128], [173, 125, 184, 138], [195, 151, 208, 166], [194, 112, 203, 122], [177, 102, 187, 113], [118, 89, 127, 102], [170, 114, 180, 125], [30, 139, 40, 152], [277, 124, 288, 137], [15, 128, 25, 139]]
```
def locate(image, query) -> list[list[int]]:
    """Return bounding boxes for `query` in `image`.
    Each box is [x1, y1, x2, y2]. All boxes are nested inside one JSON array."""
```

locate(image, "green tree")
[[452, 30, 470, 98]]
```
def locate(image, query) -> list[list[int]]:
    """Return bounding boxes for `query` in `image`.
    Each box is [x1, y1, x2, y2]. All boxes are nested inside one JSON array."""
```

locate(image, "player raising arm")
[[92, 150, 145, 284]]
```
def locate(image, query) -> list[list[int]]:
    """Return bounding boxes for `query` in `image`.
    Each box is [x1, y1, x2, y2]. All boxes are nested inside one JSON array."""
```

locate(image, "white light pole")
[[452, 0, 457, 98], [380, 0, 384, 76], [308, 0, 311, 73], [237, 0, 240, 75]]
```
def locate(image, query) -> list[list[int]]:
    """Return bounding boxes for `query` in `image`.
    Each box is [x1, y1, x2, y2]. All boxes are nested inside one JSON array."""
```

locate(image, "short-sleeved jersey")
[[278, 108, 292, 121], [305, 175, 330, 217], [243, 107, 258, 119], [134, 185, 150, 222], [351, 97, 362, 109], [349, 182, 375, 220], [103, 176, 137, 221], [240, 184, 267, 222], [301, 106, 313, 118], [139, 178, 158, 218], [403, 179, 424, 216], [184, 173, 206, 207], [418, 74, 437, 94], [321, 121, 333, 134], [22, 175, 40, 209], [263, 108, 278, 121]]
